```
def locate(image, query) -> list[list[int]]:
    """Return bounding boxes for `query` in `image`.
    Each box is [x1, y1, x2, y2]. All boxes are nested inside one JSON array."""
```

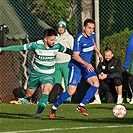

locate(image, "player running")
[[50, 19, 103, 118], [0, 28, 72, 119]]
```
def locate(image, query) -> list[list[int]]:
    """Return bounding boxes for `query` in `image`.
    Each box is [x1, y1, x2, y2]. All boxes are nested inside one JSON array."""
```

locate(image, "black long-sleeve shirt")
[[96, 57, 123, 80]]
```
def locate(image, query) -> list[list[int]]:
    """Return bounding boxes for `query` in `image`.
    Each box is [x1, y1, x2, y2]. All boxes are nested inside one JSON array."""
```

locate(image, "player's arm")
[[64, 47, 73, 55], [96, 62, 103, 75], [124, 33, 133, 70], [73, 51, 87, 65], [0, 42, 36, 53], [58, 43, 73, 55], [0, 45, 25, 52], [73, 51, 94, 72], [94, 43, 103, 62]]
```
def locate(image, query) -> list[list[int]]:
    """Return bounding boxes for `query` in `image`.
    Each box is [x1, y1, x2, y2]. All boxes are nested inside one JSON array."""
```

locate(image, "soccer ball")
[[112, 105, 126, 118]]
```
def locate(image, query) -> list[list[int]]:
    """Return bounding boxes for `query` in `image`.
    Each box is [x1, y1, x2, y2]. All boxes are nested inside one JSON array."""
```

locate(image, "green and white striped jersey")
[[2, 40, 67, 74], [26, 40, 67, 74]]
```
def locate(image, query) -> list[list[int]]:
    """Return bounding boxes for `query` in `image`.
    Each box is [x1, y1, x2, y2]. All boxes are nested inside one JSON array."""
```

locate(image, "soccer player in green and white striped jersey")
[[0, 28, 72, 119]]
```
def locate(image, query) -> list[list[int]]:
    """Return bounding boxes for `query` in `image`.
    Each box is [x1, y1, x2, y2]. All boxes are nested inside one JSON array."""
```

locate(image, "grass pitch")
[[0, 103, 133, 133]]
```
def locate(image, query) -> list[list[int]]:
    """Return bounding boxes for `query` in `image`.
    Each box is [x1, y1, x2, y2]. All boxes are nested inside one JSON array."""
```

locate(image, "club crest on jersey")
[[102, 66, 106, 70], [110, 66, 114, 69], [83, 43, 87, 46], [72, 80, 77, 85]]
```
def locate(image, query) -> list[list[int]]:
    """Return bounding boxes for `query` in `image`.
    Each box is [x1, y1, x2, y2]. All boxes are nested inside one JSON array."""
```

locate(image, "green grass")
[[0, 103, 133, 133]]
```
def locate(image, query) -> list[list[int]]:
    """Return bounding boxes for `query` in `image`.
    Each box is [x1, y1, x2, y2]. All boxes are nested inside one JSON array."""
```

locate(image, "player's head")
[[104, 48, 113, 61], [83, 19, 95, 37], [44, 28, 57, 48], [57, 21, 66, 34]]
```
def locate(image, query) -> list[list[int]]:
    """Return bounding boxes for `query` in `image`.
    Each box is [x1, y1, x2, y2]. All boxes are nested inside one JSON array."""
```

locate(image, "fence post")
[[94, 0, 100, 67]]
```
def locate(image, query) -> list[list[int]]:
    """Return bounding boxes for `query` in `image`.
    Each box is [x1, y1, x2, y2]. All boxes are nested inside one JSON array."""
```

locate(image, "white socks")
[[95, 94, 101, 101], [79, 103, 85, 106], [117, 95, 122, 100]]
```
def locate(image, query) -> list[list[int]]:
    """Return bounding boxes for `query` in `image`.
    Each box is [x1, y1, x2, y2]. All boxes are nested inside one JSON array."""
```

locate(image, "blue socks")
[[53, 86, 97, 109], [53, 91, 70, 108], [81, 86, 98, 105]]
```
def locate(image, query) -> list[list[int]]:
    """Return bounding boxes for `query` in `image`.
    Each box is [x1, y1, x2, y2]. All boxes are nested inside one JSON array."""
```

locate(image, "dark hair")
[[105, 48, 112, 53], [84, 19, 95, 26], [104, 45, 112, 51], [44, 28, 57, 37]]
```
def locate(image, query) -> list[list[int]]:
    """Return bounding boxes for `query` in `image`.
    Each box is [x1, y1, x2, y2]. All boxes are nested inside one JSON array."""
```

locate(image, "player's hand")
[[0, 47, 2, 53], [98, 72, 107, 80], [98, 53, 103, 62], [86, 63, 94, 72]]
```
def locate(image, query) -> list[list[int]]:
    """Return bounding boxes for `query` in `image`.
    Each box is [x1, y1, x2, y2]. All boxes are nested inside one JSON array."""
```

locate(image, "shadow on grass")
[[0, 103, 132, 124], [0, 112, 33, 119], [45, 117, 133, 125], [0, 111, 133, 126], [87, 105, 133, 111]]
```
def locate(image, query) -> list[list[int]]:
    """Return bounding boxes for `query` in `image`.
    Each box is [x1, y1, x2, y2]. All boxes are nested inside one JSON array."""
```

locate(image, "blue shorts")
[[68, 64, 97, 86]]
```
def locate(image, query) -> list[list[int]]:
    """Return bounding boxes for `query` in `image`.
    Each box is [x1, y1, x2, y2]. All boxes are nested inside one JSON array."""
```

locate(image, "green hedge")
[[100, 28, 133, 68]]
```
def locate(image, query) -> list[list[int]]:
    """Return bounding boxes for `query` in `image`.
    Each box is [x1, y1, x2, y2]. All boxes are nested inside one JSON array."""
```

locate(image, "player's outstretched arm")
[[0, 45, 25, 52]]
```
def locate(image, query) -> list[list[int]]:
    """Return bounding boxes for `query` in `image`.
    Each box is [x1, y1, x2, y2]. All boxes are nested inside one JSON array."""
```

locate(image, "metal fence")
[[0, 0, 133, 102]]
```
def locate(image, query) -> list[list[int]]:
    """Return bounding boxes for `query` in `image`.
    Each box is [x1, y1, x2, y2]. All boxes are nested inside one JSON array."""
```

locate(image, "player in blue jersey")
[[0, 28, 72, 119], [49, 19, 103, 118], [124, 33, 133, 104], [124, 33, 133, 71]]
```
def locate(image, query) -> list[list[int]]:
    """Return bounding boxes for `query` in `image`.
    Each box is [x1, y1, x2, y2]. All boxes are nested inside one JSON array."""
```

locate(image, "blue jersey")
[[69, 32, 95, 67], [68, 32, 96, 86]]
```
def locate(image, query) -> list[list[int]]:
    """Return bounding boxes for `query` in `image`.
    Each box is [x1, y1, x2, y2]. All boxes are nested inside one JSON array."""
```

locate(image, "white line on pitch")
[[0, 125, 133, 133]]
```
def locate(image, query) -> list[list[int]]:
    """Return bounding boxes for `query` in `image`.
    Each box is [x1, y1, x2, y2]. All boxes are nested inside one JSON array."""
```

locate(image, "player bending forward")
[[0, 28, 72, 119]]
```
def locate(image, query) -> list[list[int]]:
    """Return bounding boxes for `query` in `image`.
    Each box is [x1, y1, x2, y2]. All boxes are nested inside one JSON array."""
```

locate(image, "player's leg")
[[89, 89, 101, 104], [21, 71, 38, 104], [49, 85, 77, 119], [128, 75, 133, 104], [34, 74, 54, 119], [53, 85, 77, 107], [21, 88, 36, 104], [53, 65, 81, 108], [77, 75, 99, 116], [52, 65, 80, 109], [50, 65, 81, 118], [100, 80, 114, 103], [80, 71, 99, 104], [116, 85, 123, 104], [76, 69, 99, 116], [34, 84, 53, 117], [62, 62, 71, 102], [62, 62, 69, 91], [113, 77, 123, 104]]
